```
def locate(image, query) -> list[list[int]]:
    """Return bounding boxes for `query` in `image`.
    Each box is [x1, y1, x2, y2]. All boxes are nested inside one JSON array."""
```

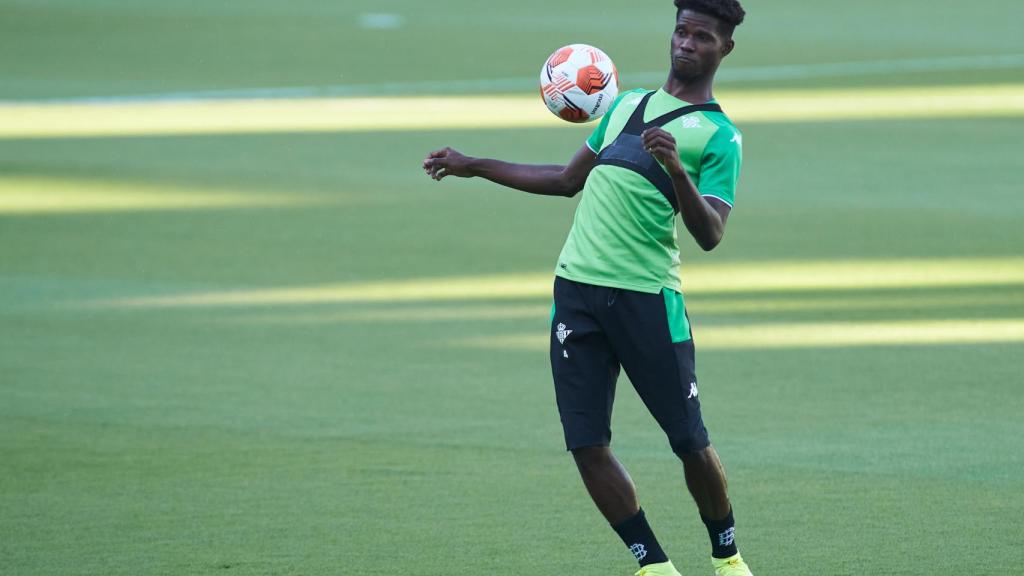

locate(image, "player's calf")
[[676, 445, 751, 572]]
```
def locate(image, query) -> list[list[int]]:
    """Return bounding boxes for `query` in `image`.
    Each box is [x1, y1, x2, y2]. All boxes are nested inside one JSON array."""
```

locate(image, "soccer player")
[[422, 1, 751, 574]]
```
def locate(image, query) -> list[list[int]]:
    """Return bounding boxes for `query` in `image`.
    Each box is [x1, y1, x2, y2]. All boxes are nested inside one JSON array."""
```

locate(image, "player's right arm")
[[421, 144, 595, 197]]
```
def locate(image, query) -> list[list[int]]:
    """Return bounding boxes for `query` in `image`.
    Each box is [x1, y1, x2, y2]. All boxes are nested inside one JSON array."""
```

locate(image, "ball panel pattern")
[[576, 65, 611, 96]]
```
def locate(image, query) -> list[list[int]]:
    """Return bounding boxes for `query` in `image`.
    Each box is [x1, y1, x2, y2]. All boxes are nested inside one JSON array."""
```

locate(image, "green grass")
[[2, 0, 1024, 574], [2, 0, 1023, 99]]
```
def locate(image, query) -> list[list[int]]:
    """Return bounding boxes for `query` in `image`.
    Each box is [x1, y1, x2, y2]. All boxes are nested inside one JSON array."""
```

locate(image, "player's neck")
[[662, 74, 715, 104]]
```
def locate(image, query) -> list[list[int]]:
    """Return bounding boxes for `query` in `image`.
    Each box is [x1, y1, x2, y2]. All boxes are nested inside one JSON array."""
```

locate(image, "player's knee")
[[570, 445, 611, 472], [670, 434, 711, 460], [673, 443, 710, 464]]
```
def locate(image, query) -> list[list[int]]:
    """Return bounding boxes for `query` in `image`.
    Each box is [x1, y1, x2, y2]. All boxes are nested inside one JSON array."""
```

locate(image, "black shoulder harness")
[[594, 91, 722, 213]]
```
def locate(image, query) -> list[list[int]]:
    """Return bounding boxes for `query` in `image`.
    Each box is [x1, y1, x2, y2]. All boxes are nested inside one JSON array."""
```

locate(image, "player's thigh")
[[605, 288, 709, 455], [550, 277, 621, 450]]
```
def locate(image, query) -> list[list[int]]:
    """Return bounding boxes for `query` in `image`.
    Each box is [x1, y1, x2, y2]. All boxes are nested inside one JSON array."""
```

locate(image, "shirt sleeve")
[[698, 124, 743, 207]]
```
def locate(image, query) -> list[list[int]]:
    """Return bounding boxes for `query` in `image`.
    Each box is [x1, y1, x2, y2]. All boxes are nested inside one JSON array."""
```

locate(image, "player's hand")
[[423, 147, 474, 181], [641, 128, 684, 175]]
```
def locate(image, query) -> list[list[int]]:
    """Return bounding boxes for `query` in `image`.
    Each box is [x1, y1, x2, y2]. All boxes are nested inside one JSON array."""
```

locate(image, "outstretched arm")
[[642, 127, 731, 251], [422, 144, 596, 197]]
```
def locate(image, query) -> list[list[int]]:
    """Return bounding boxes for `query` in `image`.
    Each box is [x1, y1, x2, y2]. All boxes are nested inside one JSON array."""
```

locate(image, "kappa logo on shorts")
[[556, 323, 573, 344], [687, 381, 699, 399]]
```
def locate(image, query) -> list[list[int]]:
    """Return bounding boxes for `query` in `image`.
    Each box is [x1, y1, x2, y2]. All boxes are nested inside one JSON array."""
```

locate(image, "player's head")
[[670, 0, 745, 82]]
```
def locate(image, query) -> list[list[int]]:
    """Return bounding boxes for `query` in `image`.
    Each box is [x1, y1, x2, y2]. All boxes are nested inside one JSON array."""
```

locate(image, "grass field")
[[2, 1, 1024, 575]]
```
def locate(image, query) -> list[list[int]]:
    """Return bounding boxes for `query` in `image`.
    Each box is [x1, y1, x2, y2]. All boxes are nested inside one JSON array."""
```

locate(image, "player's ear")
[[721, 38, 734, 57]]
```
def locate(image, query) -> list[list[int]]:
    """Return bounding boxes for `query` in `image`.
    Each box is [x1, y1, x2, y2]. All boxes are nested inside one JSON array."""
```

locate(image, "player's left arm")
[[642, 126, 736, 251]]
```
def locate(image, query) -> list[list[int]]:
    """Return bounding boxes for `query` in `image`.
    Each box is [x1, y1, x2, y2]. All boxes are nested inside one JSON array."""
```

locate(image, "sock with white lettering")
[[701, 509, 738, 559], [612, 508, 669, 567]]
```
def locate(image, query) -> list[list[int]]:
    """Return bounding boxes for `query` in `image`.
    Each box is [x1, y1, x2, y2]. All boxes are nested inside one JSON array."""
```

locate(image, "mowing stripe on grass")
[[21, 54, 1024, 103], [458, 319, 1024, 351], [0, 176, 311, 214], [2, 84, 1022, 140], [97, 257, 1024, 309], [225, 291, 1024, 325]]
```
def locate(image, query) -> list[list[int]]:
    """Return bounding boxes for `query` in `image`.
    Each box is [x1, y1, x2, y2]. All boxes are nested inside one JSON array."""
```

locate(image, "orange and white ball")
[[540, 44, 619, 123]]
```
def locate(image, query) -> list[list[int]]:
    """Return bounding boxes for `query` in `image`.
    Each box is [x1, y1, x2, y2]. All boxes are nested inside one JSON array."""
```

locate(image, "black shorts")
[[550, 276, 710, 455]]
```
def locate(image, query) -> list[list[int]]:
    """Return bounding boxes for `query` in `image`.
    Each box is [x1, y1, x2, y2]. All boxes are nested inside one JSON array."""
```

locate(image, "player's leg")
[[571, 445, 638, 524], [551, 278, 681, 575], [678, 445, 752, 575], [680, 444, 730, 524], [604, 288, 753, 575]]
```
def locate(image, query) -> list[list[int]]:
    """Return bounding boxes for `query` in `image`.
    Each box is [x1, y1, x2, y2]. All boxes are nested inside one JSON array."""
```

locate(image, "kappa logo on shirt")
[[730, 131, 742, 145]]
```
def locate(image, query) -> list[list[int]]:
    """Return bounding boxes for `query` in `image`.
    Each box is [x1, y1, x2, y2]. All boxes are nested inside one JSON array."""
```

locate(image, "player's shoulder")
[[703, 109, 743, 152], [621, 87, 652, 98], [612, 88, 650, 107], [703, 103, 740, 131], [602, 88, 651, 123]]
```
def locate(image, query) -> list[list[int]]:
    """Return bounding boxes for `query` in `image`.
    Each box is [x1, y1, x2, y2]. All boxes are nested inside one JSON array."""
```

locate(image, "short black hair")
[[674, 0, 746, 35]]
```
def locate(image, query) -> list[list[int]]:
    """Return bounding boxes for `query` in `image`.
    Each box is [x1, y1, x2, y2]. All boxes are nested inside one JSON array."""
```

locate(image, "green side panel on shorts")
[[550, 301, 556, 324], [662, 288, 691, 343]]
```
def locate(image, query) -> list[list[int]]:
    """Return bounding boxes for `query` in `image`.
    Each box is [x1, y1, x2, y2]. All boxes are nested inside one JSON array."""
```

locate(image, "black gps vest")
[[594, 91, 722, 213]]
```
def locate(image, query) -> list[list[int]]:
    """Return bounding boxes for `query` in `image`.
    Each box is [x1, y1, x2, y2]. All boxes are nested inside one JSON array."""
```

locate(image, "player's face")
[[670, 10, 734, 82]]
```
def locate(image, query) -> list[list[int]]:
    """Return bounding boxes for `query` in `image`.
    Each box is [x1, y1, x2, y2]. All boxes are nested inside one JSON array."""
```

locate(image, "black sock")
[[612, 508, 669, 567], [701, 509, 738, 559]]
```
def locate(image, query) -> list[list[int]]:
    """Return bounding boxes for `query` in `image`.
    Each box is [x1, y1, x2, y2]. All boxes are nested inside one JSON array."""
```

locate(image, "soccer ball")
[[539, 44, 619, 123]]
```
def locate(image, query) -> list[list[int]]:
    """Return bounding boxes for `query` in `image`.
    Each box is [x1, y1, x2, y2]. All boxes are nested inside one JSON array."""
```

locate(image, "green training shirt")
[[555, 88, 743, 294]]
